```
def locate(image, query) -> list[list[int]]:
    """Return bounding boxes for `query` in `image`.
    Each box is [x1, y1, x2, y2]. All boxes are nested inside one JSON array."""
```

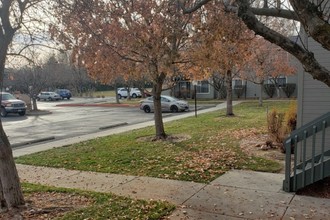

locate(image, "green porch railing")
[[283, 112, 330, 192]]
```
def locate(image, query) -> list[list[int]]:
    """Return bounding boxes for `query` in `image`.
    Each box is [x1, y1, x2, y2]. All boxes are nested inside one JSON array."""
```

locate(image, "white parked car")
[[37, 92, 61, 101], [117, 88, 142, 99], [139, 95, 189, 113]]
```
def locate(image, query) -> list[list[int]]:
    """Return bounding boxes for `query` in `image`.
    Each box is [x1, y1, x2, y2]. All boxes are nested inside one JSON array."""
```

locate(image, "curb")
[[99, 122, 129, 130], [56, 103, 139, 108], [26, 110, 52, 116], [11, 136, 55, 148]]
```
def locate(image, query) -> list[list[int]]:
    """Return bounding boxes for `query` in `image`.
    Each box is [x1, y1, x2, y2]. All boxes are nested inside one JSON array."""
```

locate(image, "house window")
[[234, 79, 242, 86], [196, 80, 209, 94], [276, 77, 287, 87], [268, 76, 287, 87]]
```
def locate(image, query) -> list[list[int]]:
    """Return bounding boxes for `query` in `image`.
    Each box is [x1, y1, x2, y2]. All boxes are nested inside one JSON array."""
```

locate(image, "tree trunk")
[[30, 90, 38, 111], [276, 86, 281, 98], [0, 25, 25, 211], [114, 84, 120, 104], [0, 122, 25, 210], [225, 70, 234, 116], [32, 98, 38, 111], [259, 81, 264, 107], [0, 180, 5, 210], [127, 87, 131, 101], [152, 73, 167, 140]]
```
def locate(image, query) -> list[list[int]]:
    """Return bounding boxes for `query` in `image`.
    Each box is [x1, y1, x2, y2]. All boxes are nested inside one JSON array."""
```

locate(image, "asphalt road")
[[2, 97, 184, 148]]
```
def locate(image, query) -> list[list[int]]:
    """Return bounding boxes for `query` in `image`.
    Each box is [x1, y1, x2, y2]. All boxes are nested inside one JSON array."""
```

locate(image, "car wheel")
[[143, 106, 151, 113], [1, 107, 7, 117], [132, 93, 137, 98], [48, 97, 52, 101], [170, 105, 179, 113], [18, 111, 26, 116], [67, 97, 70, 100], [118, 94, 122, 99]]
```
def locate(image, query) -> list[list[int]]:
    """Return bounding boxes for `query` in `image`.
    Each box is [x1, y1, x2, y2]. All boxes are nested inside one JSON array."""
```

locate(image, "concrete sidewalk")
[[16, 164, 330, 219], [13, 101, 330, 219]]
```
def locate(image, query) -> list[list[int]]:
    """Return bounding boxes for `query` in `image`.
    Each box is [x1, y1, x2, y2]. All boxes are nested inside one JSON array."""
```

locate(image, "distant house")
[[167, 74, 297, 100]]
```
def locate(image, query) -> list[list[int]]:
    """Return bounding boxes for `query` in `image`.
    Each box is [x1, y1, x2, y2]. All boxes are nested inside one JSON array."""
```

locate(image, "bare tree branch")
[[237, 0, 330, 86], [178, 0, 212, 13], [250, 7, 298, 21], [289, 0, 330, 51]]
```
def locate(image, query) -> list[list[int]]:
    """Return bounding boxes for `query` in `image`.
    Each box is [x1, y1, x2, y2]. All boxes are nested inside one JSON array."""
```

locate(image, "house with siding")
[[283, 29, 330, 191], [297, 39, 330, 126], [295, 34, 330, 158]]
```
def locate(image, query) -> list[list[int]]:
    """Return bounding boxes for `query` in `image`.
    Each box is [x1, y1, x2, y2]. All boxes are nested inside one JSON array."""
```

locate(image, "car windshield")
[[146, 96, 180, 102], [1, 93, 16, 100], [163, 96, 179, 102]]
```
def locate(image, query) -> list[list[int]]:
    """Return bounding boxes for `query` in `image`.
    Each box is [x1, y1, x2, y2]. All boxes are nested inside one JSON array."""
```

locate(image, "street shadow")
[[1, 115, 29, 122]]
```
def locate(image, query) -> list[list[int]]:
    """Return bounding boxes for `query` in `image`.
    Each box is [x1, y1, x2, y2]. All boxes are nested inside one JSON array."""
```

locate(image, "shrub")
[[267, 109, 285, 143], [268, 105, 297, 153], [282, 83, 296, 98], [264, 84, 276, 98], [284, 102, 297, 133]]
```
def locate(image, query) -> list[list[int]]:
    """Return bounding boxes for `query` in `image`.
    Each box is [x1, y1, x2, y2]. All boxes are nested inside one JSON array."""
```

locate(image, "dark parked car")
[[0, 92, 27, 117], [55, 89, 72, 100]]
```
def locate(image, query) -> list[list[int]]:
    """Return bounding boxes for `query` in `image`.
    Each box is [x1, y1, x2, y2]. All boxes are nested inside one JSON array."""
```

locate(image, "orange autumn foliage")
[[189, 5, 255, 79], [51, 0, 198, 87], [242, 37, 296, 84]]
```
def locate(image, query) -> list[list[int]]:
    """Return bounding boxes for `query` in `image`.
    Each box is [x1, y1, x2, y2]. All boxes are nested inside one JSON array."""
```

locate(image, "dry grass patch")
[[0, 192, 93, 220]]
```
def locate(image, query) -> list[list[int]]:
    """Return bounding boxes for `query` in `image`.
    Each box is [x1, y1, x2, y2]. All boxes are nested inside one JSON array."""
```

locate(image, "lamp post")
[[192, 81, 197, 118]]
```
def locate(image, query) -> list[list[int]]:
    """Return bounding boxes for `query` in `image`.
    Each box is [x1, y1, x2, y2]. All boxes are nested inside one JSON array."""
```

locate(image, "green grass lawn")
[[16, 100, 293, 183], [21, 183, 174, 220]]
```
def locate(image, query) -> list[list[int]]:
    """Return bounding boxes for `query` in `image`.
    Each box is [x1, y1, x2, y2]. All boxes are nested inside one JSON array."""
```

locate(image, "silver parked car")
[[37, 92, 61, 101], [139, 95, 189, 113]]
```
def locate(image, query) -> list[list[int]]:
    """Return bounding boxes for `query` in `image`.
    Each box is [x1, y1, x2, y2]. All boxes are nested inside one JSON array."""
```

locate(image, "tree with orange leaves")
[[52, 0, 197, 139], [242, 37, 296, 106], [190, 5, 254, 116]]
